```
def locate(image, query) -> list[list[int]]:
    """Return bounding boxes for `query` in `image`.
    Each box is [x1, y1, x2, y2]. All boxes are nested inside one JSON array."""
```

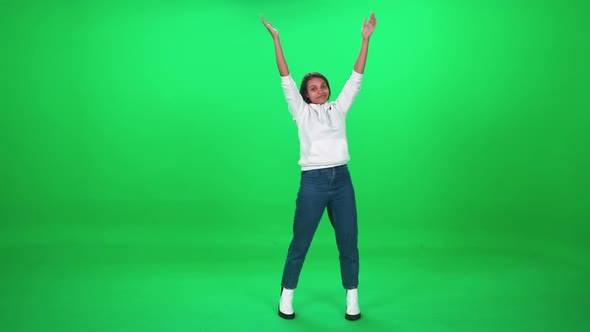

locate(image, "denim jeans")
[[281, 164, 359, 290]]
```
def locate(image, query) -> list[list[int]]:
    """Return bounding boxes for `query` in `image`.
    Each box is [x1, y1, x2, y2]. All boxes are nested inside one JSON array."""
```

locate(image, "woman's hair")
[[299, 72, 331, 103]]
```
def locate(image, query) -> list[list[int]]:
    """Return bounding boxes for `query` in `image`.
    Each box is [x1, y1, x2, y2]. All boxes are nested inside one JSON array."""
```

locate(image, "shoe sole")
[[278, 309, 295, 320], [345, 313, 361, 321]]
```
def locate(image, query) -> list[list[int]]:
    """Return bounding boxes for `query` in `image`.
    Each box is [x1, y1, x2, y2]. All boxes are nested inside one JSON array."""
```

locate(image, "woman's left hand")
[[361, 13, 377, 40]]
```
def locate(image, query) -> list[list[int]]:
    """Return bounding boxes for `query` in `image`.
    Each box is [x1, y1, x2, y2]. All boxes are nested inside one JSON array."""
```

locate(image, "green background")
[[1, 0, 588, 331]]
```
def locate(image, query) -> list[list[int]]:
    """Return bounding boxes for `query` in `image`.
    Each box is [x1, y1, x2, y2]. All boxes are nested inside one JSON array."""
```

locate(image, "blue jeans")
[[281, 164, 359, 290]]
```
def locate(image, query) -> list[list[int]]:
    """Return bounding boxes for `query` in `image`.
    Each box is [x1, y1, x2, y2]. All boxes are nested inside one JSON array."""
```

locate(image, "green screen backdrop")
[[1, 0, 588, 331]]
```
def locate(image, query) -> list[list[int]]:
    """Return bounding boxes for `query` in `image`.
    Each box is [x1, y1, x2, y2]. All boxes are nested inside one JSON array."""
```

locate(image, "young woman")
[[261, 13, 377, 321]]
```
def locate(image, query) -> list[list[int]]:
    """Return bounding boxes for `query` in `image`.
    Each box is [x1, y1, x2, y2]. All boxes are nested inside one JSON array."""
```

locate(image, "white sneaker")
[[345, 288, 361, 320], [278, 287, 295, 319]]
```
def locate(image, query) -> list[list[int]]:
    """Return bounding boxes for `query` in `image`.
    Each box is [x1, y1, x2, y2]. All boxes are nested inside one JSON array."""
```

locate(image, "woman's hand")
[[361, 13, 377, 40], [261, 16, 279, 39]]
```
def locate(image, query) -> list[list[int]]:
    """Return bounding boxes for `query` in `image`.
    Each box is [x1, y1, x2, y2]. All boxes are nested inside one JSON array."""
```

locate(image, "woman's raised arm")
[[354, 13, 377, 74], [261, 16, 290, 77]]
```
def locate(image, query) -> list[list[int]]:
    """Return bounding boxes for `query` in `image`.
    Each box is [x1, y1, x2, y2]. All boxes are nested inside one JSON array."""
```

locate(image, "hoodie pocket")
[[308, 138, 349, 163]]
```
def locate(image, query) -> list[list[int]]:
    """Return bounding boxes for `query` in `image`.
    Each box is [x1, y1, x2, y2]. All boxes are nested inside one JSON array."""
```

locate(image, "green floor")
[[2, 201, 588, 332]]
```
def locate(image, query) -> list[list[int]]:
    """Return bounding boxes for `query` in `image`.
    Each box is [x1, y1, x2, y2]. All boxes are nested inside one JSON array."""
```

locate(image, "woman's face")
[[306, 77, 330, 104]]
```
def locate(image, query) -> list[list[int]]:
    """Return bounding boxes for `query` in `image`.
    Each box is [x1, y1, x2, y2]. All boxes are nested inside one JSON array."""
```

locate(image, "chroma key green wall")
[[1, 1, 588, 331]]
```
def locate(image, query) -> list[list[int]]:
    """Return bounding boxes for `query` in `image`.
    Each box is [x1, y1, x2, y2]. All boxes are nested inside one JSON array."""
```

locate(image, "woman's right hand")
[[261, 16, 279, 39]]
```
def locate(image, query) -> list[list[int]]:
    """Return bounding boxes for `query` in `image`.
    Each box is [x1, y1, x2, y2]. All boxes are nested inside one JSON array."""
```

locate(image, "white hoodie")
[[281, 70, 363, 170]]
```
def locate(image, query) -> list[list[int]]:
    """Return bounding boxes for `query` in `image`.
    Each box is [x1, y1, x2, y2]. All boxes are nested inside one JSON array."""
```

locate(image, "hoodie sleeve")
[[281, 74, 306, 119], [334, 70, 363, 115]]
